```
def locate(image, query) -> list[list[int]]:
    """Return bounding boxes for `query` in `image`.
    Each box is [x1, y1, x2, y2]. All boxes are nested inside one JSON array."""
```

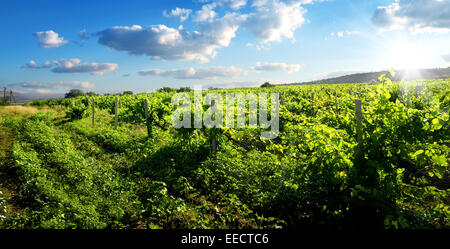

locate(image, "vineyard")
[[0, 73, 449, 229]]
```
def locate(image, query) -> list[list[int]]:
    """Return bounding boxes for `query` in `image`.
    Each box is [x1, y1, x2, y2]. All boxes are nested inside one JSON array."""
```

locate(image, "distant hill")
[[1, 91, 64, 104], [284, 67, 450, 86]]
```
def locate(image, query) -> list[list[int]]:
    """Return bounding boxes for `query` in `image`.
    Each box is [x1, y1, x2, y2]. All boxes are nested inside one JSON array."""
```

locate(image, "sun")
[[387, 40, 430, 70]]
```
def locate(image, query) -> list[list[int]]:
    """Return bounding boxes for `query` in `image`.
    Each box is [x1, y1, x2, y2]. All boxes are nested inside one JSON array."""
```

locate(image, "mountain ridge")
[[282, 67, 450, 86]]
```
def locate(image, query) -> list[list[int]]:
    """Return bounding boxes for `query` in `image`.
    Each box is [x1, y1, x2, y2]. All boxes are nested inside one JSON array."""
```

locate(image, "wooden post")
[[211, 99, 217, 154], [114, 97, 118, 130], [335, 92, 339, 116], [92, 98, 95, 127], [311, 93, 315, 117], [144, 99, 151, 137], [355, 99, 362, 145], [211, 133, 217, 154], [144, 99, 149, 120]]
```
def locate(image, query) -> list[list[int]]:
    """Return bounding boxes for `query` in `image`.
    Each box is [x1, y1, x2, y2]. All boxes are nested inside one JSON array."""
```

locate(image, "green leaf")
[[431, 118, 443, 130], [388, 68, 396, 77], [432, 155, 448, 167], [412, 150, 424, 158]]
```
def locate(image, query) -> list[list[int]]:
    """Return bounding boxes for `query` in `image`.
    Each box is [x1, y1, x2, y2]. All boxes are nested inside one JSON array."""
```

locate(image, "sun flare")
[[387, 40, 430, 70]]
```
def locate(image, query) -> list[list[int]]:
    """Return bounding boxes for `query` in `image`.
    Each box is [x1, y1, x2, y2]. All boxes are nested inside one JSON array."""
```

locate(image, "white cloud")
[[21, 60, 53, 69], [79, 29, 89, 39], [21, 60, 40, 69], [329, 30, 360, 38], [345, 30, 360, 36], [372, 0, 450, 34], [34, 89, 52, 94], [8, 81, 95, 92], [42, 61, 53, 68], [372, 2, 407, 31], [250, 62, 302, 73], [139, 66, 248, 79], [197, 0, 248, 10], [139, 61, 301, 80], [408, 25, 450, 35], [243, 0, 308, 43], [95, 0, 321, 62], [163, 8, 192, 22], [194, 3, 217, 22], [218, 0, 248, 9], [51, 58, 118, 76], [33, 30, 69, 48], [22, 59, 118, 75], [96, 14, 242, 63]]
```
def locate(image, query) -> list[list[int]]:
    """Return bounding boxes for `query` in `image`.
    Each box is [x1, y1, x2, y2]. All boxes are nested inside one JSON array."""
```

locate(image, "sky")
[[0, 0, 449, 94]]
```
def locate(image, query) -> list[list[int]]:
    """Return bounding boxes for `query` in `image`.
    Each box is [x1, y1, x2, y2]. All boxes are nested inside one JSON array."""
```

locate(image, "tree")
[[123, 91, 134, 95], [65, 89, 85, 98], [260, 82, 274, 88], [157, 87, 176, 93], [86, 91, 98, 96], [177, 87, 192, 93]]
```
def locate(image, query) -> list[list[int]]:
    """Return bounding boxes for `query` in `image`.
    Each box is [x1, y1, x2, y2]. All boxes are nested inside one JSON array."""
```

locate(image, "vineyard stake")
[[355, 99, 362, 145], [115, 97, 118, 130], [92, 98, 95, 127], [144, 99, 151, 137], [335, 92, 339, 116], [311, 93, 315, 117], [211, 99, 217, 154], [144, 99, 149, 120]]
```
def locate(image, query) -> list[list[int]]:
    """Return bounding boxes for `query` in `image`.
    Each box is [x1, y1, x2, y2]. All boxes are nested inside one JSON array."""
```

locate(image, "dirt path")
[[0, 105, 50, 116], [0, 106, 40, 150], [0, 120, 15, 223], [0, 106, 48, 222], [0, 128, 10, 151]]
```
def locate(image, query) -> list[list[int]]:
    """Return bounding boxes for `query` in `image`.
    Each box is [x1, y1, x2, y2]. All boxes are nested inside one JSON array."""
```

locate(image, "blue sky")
[[1, 0, 449, 94]]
